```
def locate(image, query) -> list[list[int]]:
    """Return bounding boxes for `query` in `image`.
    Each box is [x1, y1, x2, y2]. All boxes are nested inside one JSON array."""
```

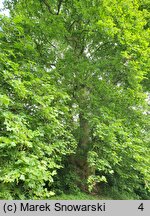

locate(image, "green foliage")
[[0, 15, 76, 199], [1, 0, 150, 199], [53, 166, 81, 195], [88, 175, 107, 193], [88, 115, 150, 198]]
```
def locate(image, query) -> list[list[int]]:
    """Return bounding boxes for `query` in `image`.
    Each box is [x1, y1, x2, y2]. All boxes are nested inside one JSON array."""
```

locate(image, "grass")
[[50, 192, 112, 200], [49, 189, 143, 200]]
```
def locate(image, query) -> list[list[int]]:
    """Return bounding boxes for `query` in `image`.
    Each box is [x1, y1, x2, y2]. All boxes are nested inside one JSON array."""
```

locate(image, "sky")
[[0, 0, 10, 16]]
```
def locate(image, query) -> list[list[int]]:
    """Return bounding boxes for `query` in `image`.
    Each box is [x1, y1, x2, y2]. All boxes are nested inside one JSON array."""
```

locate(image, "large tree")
[[1, 0, 150, 199]]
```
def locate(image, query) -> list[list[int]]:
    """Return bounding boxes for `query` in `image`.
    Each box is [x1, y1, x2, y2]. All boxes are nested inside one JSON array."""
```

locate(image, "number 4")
[[138, 203, 144, 211]]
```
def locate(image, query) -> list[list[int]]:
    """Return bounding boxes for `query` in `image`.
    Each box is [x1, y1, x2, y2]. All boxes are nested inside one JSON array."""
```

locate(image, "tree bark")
[[72, 87, 91, 191], [79, 112, 90, 149]]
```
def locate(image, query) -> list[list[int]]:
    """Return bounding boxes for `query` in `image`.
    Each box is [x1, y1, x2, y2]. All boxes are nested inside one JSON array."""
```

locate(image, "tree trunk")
[[71, 86, 91, 191], [79, 112, 90, 149]]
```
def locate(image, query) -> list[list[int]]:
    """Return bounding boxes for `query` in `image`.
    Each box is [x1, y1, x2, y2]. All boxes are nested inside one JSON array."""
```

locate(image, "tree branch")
[[41, 0, 54, 15], [57, 0, 63, 15]]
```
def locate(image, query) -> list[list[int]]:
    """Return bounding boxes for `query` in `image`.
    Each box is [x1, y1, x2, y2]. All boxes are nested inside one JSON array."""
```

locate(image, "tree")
[[1, 0, 150, 199], [0, 15, 76, 199]]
